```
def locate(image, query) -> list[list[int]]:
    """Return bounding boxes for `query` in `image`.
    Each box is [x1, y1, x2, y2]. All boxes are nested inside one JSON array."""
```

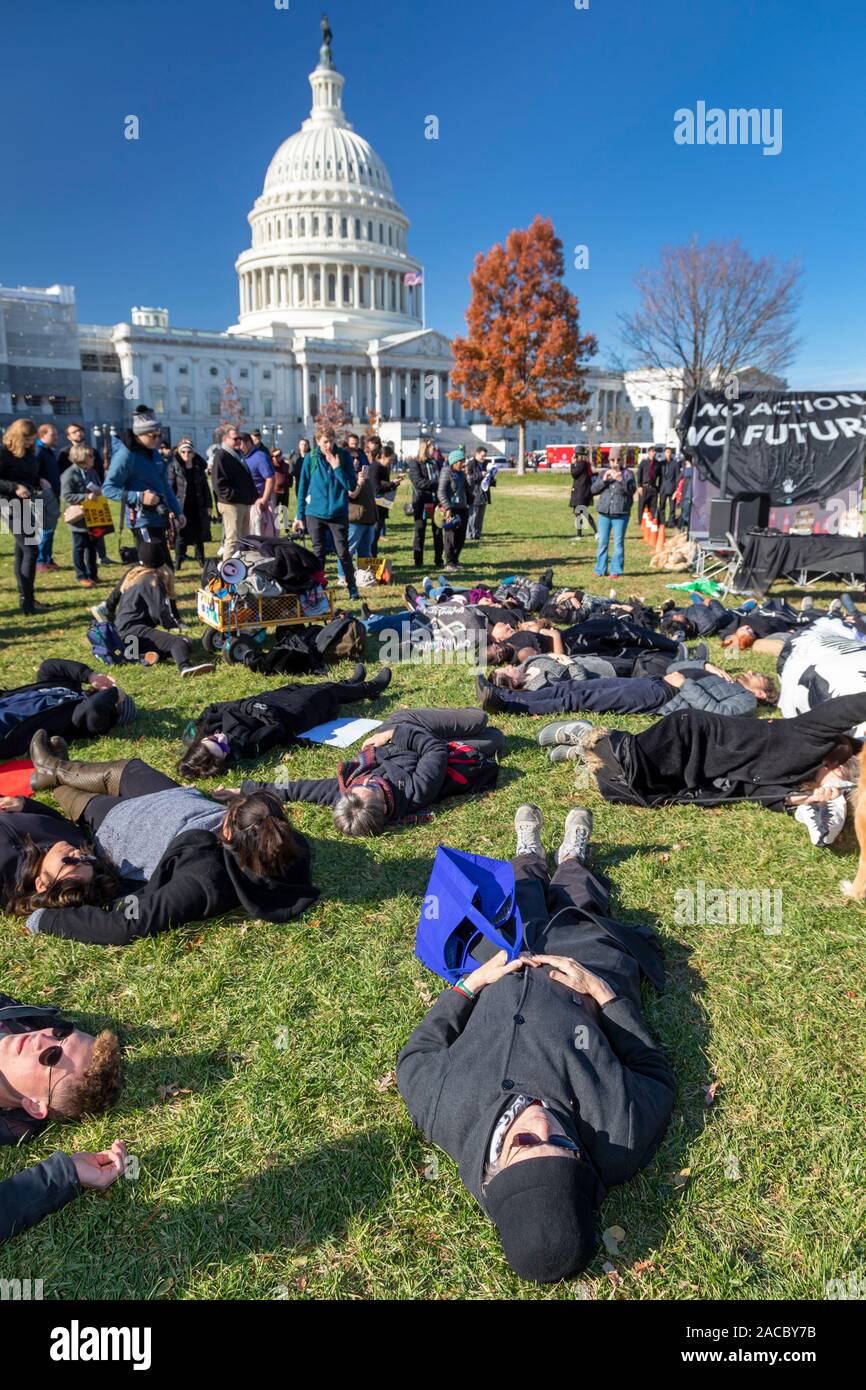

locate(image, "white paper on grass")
[[300, 718, 383, 748]]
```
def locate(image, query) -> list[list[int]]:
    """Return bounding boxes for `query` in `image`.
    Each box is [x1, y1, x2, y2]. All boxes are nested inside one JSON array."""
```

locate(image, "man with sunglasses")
[[397, 804, 675, 1283], [0, 993, 125, 1242]]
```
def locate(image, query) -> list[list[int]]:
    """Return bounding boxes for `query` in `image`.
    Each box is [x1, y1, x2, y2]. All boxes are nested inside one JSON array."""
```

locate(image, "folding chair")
[[718, 532, 757, 598]]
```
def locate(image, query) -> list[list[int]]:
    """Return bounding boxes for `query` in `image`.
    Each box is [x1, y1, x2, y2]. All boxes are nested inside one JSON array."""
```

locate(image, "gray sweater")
[[93, 788, 226, 881]]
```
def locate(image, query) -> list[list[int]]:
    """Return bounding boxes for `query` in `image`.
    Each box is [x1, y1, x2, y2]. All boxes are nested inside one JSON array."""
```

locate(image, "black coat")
[[0, 1151, 80, 1244], [0, 659, 120, 760], [242, 708, 500, 823], [168, 454, 213, 543], [0, 798, 87, 907], [27, 817, 320, 944], [194, 681, 353, 762], [0, 444, 50, 498], [107, 571, 179, 638], [408, 456, 441, 511], [397, 866, 674, 1208], [569, 459, 593, 508], [592, 689, 866, 811], [212, 448, 257, 506]]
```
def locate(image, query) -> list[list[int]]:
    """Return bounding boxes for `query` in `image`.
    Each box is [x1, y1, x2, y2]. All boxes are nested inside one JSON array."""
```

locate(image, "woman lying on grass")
[[0, 733, 318, 944], [177, 664, 392, 779]]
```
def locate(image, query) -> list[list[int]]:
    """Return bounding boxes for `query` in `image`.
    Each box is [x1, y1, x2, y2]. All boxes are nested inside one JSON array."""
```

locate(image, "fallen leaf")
[[184, 934, 205, 951], [602, 1224, 626, 1256], [632, 1259, 654, 1277], [602, 1262, 622, 1288], [375, 1070, 396, 1093], [670, 1167, 691, 1190], [658, 852, 670, 864], [704, 1079, 721, 1106], [157, 1083, 192, 1103]]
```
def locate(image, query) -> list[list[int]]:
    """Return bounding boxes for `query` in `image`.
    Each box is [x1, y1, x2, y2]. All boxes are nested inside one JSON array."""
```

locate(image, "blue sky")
[[2, 0, 864, 386]]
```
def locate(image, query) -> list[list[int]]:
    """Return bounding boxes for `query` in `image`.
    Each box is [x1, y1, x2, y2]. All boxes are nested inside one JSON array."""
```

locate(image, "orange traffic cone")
[[647, 515, 657, 547], [655, 521, 667, 551]]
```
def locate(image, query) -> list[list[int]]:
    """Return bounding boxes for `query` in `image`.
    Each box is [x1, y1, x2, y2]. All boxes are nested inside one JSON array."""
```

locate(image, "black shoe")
[[475, 673, 506, 713], [403, 583, 420, 611], [689, 642, 709, 663], [349, 663, 367, 683], [367, 667, 392, 696], [539, 568, 554, 589], [360, 601, 373, 620]]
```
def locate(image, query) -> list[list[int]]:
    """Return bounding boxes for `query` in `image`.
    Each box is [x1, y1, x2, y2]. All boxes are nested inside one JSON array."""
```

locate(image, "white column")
[[318, 366, 326, 407], [404, 371, 412, 419], [353, 264, 360, 308], [301, 363, 310, 423], [374, 366, 383, 415], [351, 368, 359, 418], [390, 370, 398, 418]]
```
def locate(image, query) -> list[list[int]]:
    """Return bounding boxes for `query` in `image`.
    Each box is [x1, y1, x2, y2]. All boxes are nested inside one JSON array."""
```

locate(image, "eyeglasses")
[[510, 1131, 581, 1153], [59, 852, 97, 867], [36, 1020, 75, 1070]]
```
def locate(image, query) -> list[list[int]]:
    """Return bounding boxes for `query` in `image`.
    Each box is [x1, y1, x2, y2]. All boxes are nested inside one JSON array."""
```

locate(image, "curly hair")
[[50, 1030, 123, 1121]]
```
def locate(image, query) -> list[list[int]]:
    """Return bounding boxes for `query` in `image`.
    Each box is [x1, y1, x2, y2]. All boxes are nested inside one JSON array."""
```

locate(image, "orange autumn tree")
[[450, 216, 597, 473]]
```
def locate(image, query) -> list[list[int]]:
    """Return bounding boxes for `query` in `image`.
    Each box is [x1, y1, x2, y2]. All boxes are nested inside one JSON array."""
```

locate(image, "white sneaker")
[[794, 796, 847, 847], [180, 662, 216, 678], [557, 808, 593, 864], [514, 803, 544, 857]]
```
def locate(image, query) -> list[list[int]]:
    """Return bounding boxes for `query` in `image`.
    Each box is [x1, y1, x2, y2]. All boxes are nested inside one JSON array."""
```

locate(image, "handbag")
[[64, 504, 85, 524], [416, 846, 524, 984]]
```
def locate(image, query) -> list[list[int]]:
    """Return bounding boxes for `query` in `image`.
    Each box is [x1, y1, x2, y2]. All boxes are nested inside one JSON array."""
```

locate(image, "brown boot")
[[29, 730, 129, 795]]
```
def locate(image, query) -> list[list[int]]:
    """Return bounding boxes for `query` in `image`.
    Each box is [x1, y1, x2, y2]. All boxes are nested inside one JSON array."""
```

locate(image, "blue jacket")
[[295, 447, 356, 523], [103, 442, 181, 530], [34, 439, 62, 497]]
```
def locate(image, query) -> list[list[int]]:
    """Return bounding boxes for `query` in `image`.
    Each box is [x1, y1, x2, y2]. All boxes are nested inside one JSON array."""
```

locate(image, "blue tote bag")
[[416, 846, 524, 985]]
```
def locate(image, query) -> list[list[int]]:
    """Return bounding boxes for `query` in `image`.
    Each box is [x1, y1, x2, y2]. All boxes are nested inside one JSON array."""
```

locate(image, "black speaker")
[[733, 491, 771, 540], [708, 498, 735, 541]]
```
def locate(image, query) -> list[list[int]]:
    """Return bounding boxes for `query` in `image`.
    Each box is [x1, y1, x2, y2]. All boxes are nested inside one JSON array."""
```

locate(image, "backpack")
[[315, 615, 366, 664], [86, 620, 128, 666], [252, 626, 328, 677], [439, 742, 501, 799]]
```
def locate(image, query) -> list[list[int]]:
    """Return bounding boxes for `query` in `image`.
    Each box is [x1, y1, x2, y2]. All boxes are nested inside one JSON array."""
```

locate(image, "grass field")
[[0, 471, 863, 1301]]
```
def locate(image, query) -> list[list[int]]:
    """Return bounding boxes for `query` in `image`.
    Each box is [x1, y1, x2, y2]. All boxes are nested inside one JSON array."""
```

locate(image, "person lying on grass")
[[475, 660, 776, 727], [227, 707, 504, 837], [177, 664, 392, 779], [485, 613, 684, 674], [562, 688, 866, 850], [396, 803, 674, 1284], [0, 989, 125, 1243], [0, 659, 136, 761], [0, 735, 318, 943]]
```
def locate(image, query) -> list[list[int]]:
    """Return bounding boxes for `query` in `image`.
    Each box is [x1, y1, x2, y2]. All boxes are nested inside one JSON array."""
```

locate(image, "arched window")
[[209, 387, 220, 416], [312, 216, 320, 236], [378, 223, 384, 243], [326, 215, 334, 236], [340, 217, 348, 238], [299, 215, 306, 236], [354, 217, 361, 239], [342, 273, 351, 303], [327, 273, 337, 303]]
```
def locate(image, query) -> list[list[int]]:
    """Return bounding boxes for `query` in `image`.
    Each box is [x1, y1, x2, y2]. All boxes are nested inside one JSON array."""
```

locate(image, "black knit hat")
[[136, 540, 168, 569], [485, 1156, 603, 1283]]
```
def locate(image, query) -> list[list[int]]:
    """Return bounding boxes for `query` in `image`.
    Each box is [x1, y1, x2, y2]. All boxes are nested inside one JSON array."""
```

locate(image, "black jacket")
[[107, 572, 179, 637], [569, 459, 593, 508], [212, 448, 257, 506], [193, 681, 352, 763], [409, 456, 441, 509], [0, 659, 120, 760], [437, 464, 469, 512], [0, 444, 50, 498], [397, 888, 674, 1208], [0, 1151, 80, 1244], [167, 454, 213, 542], [0, 798, 88, 907], [659, 457, 680, 495], [28, 818, 319, 944]]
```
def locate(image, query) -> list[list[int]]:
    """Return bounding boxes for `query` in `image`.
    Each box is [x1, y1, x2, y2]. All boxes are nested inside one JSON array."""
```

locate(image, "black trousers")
[[380, 706, 505, 760], [72, 531, 99, 581], [443, 508, 469, 565], [121, 624, 191, 669], [412, 503, 444, 567], [306, 514, 355, 591], [14, 533, 38, 609], [79, 759, 180, 834], [656, 492, 676, 525]]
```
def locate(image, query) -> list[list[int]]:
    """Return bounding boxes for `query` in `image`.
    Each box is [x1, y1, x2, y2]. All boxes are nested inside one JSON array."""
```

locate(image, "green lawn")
[[0, 471, 863, 1301]]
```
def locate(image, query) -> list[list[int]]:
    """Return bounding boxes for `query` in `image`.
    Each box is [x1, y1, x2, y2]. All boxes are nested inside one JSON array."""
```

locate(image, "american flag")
[[403, 271, 423, 286]]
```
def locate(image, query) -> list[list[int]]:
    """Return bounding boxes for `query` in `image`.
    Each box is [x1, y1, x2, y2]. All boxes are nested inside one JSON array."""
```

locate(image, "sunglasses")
[[510, 1131, 581, 1153], [36, 1020, 75, 1070], [59, 852, 97, 867]]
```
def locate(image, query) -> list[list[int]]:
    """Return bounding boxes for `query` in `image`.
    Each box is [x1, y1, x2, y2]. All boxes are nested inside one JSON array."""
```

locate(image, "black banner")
[[677, 389, 866, 506]]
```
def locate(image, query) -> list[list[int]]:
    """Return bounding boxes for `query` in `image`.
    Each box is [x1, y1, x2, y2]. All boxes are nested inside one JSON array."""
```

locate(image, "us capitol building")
[[0, 18, 669, 454]]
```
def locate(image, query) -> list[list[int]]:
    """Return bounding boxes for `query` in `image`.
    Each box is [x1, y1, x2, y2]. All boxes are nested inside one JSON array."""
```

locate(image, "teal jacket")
[[295, 447, 356, 524]]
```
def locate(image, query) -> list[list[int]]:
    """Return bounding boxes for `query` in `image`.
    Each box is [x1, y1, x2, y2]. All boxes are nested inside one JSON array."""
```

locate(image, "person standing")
[[102, 406, 183, 567], [211, 424, 257, 557], [60, 444, 102, 587], [339, 450, 378, 584], [241, 432, 277, 539], [466, 445, 491, 541], [656, 446, 679, 527], [58, 422, 111, 566], [569, 448, 596, 540], [0, 418, 56, 614], [34, 424, 62, 572], [408, 438, 443, 570], [437, 447, 471, 572], [293, 424, 359, 598], [290, 437, 311, 498], [591, 452, 635, 580], [167, 441, 213, 570], [270, 447, 291, 533], [676, 457, 693, 532], [635, 450, 657, 523], [361, 434, 386, 557]]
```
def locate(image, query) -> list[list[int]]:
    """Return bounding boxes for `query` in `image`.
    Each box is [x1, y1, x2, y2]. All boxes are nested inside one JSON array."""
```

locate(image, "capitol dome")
[[232, 19, 423, 341]]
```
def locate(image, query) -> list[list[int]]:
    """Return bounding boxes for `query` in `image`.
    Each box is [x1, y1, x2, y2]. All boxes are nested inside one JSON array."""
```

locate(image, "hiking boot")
[[366, 667, 392, 696], [557, 808, 593, 865], [537, 720, 592, 748], [349, 663, 367, 683], [514, 803, 544, 858], [403, 583, 420, 611], [475, 673, 506, 714]]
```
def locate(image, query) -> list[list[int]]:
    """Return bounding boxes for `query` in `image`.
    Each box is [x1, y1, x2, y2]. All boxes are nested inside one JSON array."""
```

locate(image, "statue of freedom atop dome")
[[320, 15, 334, 67]]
